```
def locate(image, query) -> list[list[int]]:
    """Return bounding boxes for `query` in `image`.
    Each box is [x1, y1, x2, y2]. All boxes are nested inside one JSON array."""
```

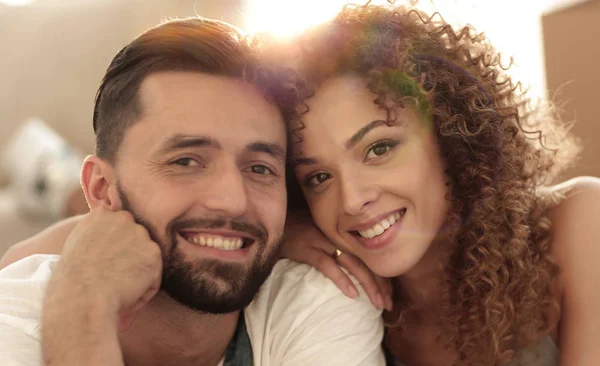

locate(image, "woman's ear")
[[80, 155, 122, 211]]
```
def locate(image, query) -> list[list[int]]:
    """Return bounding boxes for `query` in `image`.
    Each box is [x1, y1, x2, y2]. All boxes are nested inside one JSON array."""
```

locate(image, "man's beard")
[[117, 184, 284, 314]]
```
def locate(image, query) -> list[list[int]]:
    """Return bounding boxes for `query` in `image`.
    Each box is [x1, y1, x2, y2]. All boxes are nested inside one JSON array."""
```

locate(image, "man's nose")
[[201, 162, 249, 218]]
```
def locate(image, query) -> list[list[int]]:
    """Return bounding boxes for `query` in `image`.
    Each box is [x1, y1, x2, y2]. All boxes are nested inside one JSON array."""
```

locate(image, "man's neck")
[[120, 291, 240, 366]]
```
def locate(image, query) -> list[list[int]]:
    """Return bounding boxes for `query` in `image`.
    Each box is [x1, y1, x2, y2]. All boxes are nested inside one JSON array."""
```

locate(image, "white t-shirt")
[[0, 255, 385, 366]]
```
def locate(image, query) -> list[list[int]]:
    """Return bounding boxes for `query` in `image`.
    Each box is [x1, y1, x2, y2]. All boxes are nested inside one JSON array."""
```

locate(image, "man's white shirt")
[[0, 255, 385, 365]]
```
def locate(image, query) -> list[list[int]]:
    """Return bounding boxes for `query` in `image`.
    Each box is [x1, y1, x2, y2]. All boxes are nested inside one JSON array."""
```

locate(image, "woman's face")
[[292, 75, 449, 277]]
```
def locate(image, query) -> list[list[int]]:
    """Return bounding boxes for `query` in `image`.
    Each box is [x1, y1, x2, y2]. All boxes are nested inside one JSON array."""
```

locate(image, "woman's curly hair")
[[281, 2, 579, 365]]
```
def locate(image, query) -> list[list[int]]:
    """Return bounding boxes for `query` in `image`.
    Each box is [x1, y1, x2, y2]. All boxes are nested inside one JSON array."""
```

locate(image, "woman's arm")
[[550, 177, 600, 365], [0, 215, 83, 270]]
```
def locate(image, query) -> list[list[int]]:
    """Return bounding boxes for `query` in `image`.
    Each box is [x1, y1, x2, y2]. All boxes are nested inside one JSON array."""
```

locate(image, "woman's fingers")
[[312, 250, 360, 299], [337, 252, 393, 310]]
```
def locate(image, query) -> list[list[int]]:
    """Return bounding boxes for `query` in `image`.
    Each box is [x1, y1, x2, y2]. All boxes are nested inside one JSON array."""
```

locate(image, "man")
[[0, 18, 384, 365]]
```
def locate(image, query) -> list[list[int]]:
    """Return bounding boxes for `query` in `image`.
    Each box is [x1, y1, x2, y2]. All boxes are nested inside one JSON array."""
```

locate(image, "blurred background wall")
[[0, 0, 246, 186]]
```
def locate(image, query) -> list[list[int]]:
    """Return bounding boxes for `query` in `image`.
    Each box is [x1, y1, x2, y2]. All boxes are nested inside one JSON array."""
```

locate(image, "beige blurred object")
[[0, 188, 53, 256], [0, 0, 245, 186], [543, 0, 600, 179]]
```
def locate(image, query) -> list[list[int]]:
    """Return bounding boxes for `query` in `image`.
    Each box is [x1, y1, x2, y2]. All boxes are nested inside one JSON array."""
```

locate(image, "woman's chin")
[[361, 240, 432, 279]]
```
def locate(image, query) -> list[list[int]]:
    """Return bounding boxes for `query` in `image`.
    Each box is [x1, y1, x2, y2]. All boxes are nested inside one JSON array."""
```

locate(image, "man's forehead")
[[139, 71, 259, 115], [124, 71, 286, 154]]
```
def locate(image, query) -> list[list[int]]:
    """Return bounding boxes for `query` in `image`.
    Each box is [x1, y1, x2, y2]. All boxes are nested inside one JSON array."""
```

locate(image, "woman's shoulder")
[[540, 177, 600, 344], [544, 176, 600, 255], [545, 176, 600, 226], [543, 177, 600, 357], [545, 176, 600, 286]]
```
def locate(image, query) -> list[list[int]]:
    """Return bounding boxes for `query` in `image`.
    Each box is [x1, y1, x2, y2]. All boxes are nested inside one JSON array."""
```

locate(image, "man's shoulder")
[[262, 259, 348, 297], [270, 258, 335, 284], [0, 254, 57, 358], [243, 260, 385, 365], [0, 254, 58, 322], [0, 253, 59, 280], [247, 258, 380, 317]]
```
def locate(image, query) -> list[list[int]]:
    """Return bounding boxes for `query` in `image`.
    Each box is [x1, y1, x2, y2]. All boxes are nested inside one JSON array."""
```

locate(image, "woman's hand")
[[282, 211, 393, 311]]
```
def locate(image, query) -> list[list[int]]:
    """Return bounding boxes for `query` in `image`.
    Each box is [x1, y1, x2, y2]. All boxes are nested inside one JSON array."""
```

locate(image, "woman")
[[3, 3, 600, 365], [277, 3, 600, 366]]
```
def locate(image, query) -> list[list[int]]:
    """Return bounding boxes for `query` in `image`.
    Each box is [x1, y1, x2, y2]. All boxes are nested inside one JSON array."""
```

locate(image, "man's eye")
[[173, 158, 200, 167], [306, 172, 331, 187], [250, 165, 274, 175]]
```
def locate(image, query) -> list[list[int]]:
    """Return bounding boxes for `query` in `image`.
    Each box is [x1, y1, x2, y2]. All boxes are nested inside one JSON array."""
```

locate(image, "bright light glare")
[[0, 0, 33, 6], [244, 0, 555, 100], [244, 0, 393, 38]]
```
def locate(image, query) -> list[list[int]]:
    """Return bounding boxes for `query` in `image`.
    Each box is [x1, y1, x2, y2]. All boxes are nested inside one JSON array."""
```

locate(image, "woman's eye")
[[306, 172, 331, 187], [250, 165, 274, 175], [173, 158, 200, 167], [365, 141, 399, 160]]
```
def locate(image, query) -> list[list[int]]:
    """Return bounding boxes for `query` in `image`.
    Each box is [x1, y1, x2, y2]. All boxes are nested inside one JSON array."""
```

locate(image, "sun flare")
[[242, 0, 549, 100], [243, 0, 393, 38]]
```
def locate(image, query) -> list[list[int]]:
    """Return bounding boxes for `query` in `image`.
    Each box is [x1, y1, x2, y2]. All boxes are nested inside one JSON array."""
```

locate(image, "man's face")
[[113, 71, 287, 313]]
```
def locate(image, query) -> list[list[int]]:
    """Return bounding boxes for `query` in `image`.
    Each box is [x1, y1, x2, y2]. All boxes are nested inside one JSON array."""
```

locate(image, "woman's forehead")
[[304, 76, 384, 122]]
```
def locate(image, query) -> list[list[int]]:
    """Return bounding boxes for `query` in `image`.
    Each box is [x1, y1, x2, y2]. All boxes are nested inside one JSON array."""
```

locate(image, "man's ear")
[[80, 155, 122, 210]]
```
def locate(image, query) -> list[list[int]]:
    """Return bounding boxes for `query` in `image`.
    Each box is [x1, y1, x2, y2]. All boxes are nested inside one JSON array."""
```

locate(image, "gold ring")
[[332, 249, 343, 260]]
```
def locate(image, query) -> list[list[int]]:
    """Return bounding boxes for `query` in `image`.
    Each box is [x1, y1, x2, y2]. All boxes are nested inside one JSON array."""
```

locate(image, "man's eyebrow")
[[345, 119, 390, 149], [247, 142, 286, 162], [159, 134, 220, 153]]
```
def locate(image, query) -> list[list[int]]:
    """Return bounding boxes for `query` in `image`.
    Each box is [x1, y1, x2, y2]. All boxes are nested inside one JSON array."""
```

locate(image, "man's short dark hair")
[[92, 17, 296, 162]]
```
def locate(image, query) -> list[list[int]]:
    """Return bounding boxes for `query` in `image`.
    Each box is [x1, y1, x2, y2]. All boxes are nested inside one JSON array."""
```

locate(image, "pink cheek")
[[318, 213, 336, 234]]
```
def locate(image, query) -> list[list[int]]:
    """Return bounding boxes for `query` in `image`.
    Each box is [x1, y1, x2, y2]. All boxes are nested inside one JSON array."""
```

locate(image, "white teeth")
[[357, 210, 406, 239], [185, 235, 243, 250], [381, 219, 391, 230]]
